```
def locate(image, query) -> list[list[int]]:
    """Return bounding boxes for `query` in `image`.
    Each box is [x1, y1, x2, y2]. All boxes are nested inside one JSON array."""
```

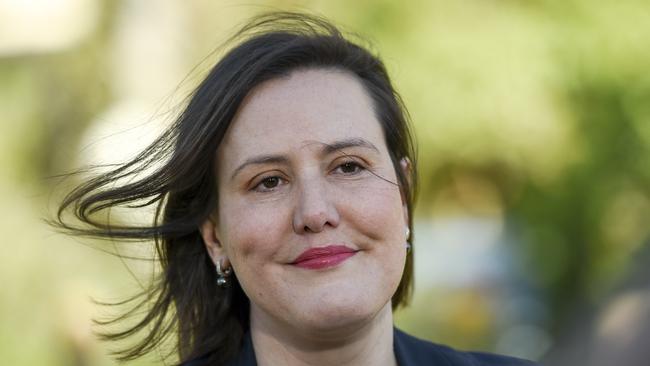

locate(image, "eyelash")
[[251, 160, 366, 193], [253, 175, 287, 192], [333, 160, 365, 175]]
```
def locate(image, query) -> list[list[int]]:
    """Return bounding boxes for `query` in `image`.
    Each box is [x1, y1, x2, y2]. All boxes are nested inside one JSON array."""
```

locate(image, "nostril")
[[293, 187, 340, 234], [295, 210, 335, 234]]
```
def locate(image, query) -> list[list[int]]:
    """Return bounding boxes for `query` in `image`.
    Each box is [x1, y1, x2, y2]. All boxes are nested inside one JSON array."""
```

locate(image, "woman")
[[55, 12, 537, 366]]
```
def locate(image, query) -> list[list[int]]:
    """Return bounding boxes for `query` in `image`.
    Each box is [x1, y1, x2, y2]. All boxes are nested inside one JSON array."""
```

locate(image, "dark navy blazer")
[[183, 328, 538, 365]]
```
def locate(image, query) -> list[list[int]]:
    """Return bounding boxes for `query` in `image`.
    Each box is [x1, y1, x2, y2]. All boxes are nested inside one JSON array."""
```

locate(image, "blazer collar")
[[229, 327, 416, 366]]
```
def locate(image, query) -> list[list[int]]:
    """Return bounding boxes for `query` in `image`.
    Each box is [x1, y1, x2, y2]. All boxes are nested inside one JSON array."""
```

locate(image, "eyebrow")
[[321, 138, 380, 156], [229, 137, 380, 181]]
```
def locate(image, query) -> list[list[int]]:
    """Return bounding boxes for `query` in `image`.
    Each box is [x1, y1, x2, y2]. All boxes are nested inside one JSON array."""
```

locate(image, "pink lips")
[[291, 245, 357, 270]]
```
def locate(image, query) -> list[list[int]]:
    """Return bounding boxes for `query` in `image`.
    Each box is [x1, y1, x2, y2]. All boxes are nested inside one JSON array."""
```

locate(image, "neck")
[[250, 302, 397, 366]]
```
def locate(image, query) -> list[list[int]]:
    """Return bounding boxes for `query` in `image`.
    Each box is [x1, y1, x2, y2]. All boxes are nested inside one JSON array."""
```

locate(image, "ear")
[[399, 157, 412, 226], [199, 216, 229, 267]]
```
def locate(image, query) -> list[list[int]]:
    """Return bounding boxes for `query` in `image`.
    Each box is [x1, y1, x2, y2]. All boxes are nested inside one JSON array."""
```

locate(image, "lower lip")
[[293, 252, 357, 270]]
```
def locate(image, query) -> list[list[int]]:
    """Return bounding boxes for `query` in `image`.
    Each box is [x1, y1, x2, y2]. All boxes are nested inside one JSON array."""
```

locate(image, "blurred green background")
[[1, 0, 649, 365]]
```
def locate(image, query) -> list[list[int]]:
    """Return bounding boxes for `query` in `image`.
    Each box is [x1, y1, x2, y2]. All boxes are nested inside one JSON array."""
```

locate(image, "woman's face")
[[202, 68, 408, 333]]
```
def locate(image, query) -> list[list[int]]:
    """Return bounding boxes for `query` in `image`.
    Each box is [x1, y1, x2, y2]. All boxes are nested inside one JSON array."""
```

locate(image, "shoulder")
[[181, 331, 256, 366], [394, 328, 539, 366]]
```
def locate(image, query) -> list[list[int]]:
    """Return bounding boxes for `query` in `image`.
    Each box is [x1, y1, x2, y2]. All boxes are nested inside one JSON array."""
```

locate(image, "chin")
[[295, 294, 388, 332]]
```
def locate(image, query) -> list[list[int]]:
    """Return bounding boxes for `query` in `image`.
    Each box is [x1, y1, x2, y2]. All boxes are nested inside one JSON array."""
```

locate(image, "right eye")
[[252, 176, 285, 192]]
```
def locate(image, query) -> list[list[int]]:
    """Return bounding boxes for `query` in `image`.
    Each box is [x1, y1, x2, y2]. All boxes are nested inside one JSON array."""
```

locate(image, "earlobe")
[[399, 157, 412, 186], [199, 218, 226, 265], [399, 157, 412, 227], [402, 203, 410, 231]]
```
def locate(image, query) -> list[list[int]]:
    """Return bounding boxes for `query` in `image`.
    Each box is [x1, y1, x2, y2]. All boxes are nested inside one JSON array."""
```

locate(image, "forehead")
[[217, 68, 387, 166]]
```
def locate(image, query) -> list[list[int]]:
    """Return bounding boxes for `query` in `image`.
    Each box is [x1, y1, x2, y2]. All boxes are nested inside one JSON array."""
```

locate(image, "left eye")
[[335, 161, 364, 174]]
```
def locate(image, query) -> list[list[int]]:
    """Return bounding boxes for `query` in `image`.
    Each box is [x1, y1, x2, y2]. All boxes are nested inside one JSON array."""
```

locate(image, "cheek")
[[218, 199, 290, 265], [339, 181, 407, 296], [218, 200, 295, 304], [340, 181, 406, 243]]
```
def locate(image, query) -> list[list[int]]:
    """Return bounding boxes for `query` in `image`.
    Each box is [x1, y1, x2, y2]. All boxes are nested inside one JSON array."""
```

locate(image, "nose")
[[292, 178, 340, 234]]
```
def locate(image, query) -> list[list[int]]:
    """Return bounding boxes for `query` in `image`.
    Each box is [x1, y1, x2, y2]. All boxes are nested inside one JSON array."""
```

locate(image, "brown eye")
[[337, 161, 363, 174], [261, 177, 280, 189], [252, 174, 287, 193]]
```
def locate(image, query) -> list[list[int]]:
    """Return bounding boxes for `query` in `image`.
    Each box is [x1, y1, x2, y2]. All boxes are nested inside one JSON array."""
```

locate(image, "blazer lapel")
[[227, 331, 257, 366]]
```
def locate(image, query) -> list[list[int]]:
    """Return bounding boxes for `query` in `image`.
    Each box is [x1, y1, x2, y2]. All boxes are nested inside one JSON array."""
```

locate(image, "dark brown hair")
[[52, 11, 417, 365]]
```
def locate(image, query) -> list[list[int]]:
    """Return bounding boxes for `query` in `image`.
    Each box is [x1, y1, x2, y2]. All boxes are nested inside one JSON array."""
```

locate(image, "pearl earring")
[[216, 259, 232, 287], [405, 227, 411, 252]]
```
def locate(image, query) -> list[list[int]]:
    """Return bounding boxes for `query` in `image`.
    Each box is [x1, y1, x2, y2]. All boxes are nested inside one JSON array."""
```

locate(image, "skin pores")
[[204, 68, 408, 339]]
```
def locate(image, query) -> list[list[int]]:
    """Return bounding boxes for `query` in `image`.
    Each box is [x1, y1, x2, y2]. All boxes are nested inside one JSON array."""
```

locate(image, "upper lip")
[[291, 245, 357, 264]]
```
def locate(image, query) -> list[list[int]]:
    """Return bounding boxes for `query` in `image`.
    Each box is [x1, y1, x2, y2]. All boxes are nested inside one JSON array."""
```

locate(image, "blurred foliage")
[[1, 0, 649, 364]]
